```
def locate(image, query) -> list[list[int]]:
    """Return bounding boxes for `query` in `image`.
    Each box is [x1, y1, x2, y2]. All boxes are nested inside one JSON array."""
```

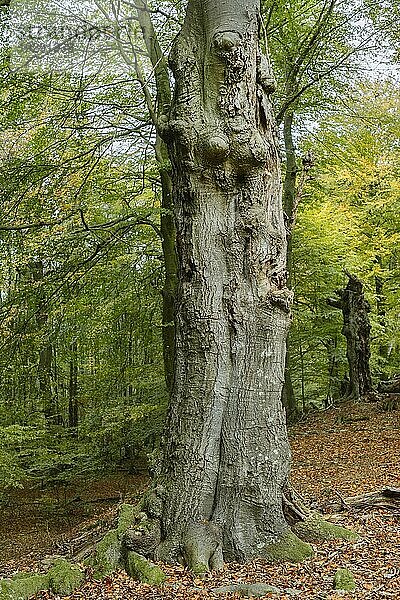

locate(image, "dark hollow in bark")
[[327, 272, 373, 401]]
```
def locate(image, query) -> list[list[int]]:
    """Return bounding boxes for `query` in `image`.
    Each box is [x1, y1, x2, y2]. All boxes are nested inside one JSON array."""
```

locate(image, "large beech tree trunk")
[[154, 0, 302, 568]]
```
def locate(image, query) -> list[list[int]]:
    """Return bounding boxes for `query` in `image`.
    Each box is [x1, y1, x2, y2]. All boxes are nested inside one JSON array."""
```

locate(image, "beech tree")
[[156, 0, 296, 567], [121, 0, 352, 572]]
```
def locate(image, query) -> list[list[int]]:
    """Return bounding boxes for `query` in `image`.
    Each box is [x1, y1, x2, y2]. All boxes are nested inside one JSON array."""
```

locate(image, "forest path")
[[1, 399, 399, 598]]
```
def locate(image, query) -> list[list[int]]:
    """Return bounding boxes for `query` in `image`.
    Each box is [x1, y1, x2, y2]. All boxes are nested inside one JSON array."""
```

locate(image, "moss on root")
[[86, 529, 122, 579], [85, 503, 138, 579], [0, 574, 49, 600], [48, 559, 84, 595], [264, 529, 313, 563], [0, 559, 84, 600], [293, 514, 359, 543], [117, 503, 137, 535], [334, 568, 356, 591], [125, 551, 166, 585]]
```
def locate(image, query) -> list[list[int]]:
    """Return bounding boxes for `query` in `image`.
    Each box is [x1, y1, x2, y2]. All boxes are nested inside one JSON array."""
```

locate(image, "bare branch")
[[0, 212, 77, 232]]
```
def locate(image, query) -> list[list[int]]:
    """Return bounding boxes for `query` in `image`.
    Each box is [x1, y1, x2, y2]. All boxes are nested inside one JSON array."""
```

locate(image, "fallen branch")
[[331, 487, 400, 512], [378, 377, 400, 394]]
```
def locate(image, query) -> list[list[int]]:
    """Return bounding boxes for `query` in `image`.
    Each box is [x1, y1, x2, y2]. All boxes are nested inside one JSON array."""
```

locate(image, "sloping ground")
[[0, 474, 147, 576], [290, 400, 400, 503], [1, 399, 399, 599]]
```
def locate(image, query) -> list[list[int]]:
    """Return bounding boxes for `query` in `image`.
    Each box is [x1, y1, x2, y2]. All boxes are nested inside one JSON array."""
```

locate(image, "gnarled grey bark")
[[152, 0, 304, 568]]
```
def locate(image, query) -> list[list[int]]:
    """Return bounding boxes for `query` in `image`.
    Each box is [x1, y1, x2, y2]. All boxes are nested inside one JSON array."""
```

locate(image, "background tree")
[[0, 59, 168, 487], [262, 0, 377, 417], [327, 272, 373, 400]]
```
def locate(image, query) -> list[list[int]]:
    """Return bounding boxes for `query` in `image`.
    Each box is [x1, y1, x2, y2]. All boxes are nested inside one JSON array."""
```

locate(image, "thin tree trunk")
[[281, 344, 297, 420], [136, 0, 178, 392], [283, 112, 297, 243], [374, 256, 387, 379], [281, 112, 298, 418], [324, 336, 339, 407], [69, 341, 78, 429], [31, 260, 54, 421], [157, 138, 177, 392], [280, 112, 314, 419]]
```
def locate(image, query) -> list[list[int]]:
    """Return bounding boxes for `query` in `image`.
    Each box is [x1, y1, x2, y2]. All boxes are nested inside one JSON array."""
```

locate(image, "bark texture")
[[154, 0, 297, 567], [327, 273, 373, 400]]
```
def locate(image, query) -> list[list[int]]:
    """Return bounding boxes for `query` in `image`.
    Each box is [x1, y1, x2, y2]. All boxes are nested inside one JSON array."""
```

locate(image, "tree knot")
[[213, 31, 242, 54]]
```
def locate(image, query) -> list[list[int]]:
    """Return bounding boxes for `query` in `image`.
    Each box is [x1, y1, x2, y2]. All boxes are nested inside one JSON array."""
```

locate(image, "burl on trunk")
[[86, 0, 360, 575]]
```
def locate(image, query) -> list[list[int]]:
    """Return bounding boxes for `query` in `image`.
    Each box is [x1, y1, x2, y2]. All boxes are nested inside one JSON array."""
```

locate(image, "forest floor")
[[0, 398, 399, 599]]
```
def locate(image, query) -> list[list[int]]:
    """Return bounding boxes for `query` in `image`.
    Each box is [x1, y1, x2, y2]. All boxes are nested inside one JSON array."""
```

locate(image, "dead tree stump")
[[327, 272, 373, 400]]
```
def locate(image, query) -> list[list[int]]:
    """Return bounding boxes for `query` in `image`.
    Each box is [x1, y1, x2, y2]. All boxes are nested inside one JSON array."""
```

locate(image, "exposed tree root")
[[83, 480, 361, 577], [86, 503, 163, 581], [0, 485, 362, 597], [181, 522, 224, 574], [124, 551, 166, 584], [293, 514, 359, 542], [51, 482, 361, 584], [283, 483, 359, 542], [0, 559, 84, 600]]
